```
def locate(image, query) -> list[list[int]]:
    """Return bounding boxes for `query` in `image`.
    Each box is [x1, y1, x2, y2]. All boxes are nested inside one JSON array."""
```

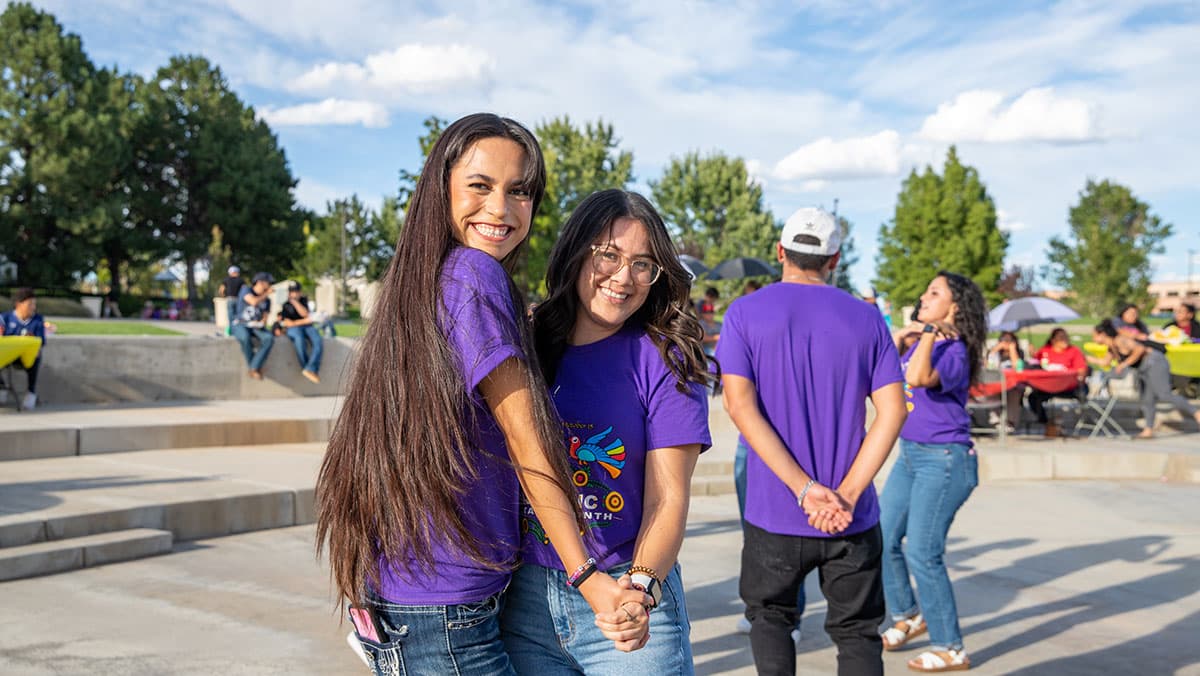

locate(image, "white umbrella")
[[988, 297, 1080, 332]]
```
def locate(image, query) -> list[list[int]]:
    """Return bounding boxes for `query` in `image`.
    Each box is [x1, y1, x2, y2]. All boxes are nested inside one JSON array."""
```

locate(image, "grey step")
[[0, 528, 173, 582], [0, 488, 315, 550], [0, 417, 330, 462], [691, 475, 735, 496], [692, 460, 733, 477]]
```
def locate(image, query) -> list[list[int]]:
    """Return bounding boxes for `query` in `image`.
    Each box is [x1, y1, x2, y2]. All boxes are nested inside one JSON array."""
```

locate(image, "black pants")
[[1027, 384, 1084, 424], [2, 356, 40, 394], [741, 522, 884, 676]]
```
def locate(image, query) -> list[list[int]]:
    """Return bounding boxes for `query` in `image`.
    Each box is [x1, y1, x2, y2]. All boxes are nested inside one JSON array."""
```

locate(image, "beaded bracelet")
[[567, 557, 598, 588], [628, 565, 659, 582]]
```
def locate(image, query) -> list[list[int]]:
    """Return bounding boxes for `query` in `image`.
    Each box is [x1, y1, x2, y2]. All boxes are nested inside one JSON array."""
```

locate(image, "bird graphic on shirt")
[[569, 426, 626, 479]]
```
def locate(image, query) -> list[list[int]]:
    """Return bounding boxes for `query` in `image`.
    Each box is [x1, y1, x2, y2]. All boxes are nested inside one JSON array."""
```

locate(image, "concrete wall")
[[31, 335, 358, 404]]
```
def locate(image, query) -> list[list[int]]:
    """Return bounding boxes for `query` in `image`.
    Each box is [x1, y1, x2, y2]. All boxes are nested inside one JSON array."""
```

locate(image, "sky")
[[35, 0, 1200, 294]]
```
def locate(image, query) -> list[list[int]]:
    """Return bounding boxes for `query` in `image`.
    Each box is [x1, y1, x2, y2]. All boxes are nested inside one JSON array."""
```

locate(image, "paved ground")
[[1, 480, 1196, 675]]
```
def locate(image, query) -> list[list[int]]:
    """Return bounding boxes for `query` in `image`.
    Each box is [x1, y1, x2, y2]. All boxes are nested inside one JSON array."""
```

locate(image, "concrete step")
[[692, 474, 735, 496], [0, 397, 339, 462], [0, 528, 173, 582], [692, 460, 733, 477], [0, 443, 324, 550]]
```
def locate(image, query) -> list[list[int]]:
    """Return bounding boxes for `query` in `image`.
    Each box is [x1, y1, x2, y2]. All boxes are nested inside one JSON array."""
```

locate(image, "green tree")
[[143, 55, 298, 300], [649, 151, 778, 266], [1046, 179, 1172, 316], [833, 214, 859, 293], [0, 3, 114, 286], [298, 195, 398, 284], [516, 117, 634, 297], [874, 146, 1008, 306], [397, 115, 447, 213]]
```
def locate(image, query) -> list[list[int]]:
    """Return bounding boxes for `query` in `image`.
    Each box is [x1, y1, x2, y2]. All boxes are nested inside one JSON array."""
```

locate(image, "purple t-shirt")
[[377, 247, 524, 604], [521, 327, 711, 571], [716, 284, 903, 538], [899, 339, 972, 447]]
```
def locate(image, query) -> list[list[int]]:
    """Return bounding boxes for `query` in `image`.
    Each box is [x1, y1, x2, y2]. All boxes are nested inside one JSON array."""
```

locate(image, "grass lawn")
[[332, 321, 366, 338], [52, 320, 185, 336]]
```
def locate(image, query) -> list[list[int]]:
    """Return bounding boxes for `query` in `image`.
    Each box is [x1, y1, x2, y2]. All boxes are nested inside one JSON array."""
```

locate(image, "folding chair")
[[1073, 371, 1129, 439]]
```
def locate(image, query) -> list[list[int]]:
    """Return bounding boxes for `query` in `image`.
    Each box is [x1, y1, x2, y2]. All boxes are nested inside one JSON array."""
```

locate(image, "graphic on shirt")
[[901, 359, 916, 412], [569, 426, 626, 479]]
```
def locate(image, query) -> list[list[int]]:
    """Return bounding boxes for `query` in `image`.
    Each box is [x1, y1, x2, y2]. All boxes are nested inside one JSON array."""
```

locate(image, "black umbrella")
[[707, 257, 777, 280], [678, 255, 709, 281]]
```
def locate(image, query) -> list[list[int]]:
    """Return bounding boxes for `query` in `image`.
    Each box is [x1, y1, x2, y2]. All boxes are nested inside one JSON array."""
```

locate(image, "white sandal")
[[882, 614, 927, 651], [907, 648, 970, 672]]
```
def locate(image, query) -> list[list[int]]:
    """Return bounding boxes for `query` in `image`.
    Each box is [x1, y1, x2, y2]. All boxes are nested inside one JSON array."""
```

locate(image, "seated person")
[[232, 272, 276, 380], [1, 288, 57, 410], [279, 282, 325, 384], [1028, 327, 1088, 431], [1163, 303, 1200, 341], [1160, 303, 1200, 396], [986, 331, 1025, 431], [1112, 303, 1150, 340]]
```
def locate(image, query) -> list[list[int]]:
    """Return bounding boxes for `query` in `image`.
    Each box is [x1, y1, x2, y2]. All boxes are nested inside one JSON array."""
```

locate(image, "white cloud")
[[294, 177, 347, 212], [288, 44, 495, 97], [260, 99, 390, 128], [773, 131, 901, 181], [997, 209, 1030, 233], [920, 88, 1101, 144], [801, 180, 830, 193]]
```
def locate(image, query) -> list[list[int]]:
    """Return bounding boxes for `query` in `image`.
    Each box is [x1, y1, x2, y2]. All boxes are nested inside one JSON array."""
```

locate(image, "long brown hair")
[[316, 113, 580, 606], [533, 189, 716, 389]]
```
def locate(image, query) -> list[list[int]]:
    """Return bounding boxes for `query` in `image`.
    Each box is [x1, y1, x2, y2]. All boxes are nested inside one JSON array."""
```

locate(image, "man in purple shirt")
[[717, 207, 908, 676]]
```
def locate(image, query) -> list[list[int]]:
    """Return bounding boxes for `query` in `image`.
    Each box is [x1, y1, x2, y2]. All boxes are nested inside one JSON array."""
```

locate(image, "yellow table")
[[0, 335, 41, 369], [1166, 343, 1200, 378]]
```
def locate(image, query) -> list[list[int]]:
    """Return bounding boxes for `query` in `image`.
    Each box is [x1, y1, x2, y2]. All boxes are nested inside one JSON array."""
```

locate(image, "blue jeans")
[[879, 439, 978, 651], [735, 440, 806, 621], [500, 562, 693, 675], [352, 590, 514, 675], [230, 324, 274, 370], [286, 325, 323, 373]]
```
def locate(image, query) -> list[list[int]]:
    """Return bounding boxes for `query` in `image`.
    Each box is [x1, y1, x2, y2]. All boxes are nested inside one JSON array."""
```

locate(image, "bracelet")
[[796, 479, 816, 510], [628, 565, 659, 582], [566, 557, 597, 588]]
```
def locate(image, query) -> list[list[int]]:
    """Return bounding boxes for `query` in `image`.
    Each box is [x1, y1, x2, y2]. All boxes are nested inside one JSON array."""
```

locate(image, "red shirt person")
[[1027, 327, 1087, 425]]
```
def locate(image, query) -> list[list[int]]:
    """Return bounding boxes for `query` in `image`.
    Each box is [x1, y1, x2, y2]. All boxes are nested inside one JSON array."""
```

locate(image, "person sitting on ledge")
[[232, 272, 276, 380], [279, 282, 325, 384], [1, 288, 57, 410]]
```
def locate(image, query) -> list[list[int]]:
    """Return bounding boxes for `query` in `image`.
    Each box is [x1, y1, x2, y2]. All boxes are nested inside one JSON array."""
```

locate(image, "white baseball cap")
[[228, 265, 240, 275], [780, 207, 841, 256]]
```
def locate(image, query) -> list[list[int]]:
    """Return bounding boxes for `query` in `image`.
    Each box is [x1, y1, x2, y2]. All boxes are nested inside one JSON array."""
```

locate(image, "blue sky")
[[36, 0, 1200, 294]]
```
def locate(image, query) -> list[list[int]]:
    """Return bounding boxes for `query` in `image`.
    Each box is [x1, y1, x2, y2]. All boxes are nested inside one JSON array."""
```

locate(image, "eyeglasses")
[[589, 245, 662, 286]]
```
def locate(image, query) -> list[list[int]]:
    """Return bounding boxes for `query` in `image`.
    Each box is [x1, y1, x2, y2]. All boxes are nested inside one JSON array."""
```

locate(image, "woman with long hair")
[[1089, 319, 1200, 438], [1027, 327, 1088, 431], [879, 271, 987, 672], [500, 189, 715, 674], [315, 115, 647, 675]]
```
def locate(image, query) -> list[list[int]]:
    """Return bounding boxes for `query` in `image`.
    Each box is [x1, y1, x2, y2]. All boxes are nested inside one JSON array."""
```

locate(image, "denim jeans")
[[351, 590, 514, 676], [286, 325, 323, 373], [230, 324, 274, 370], [500, 562, 693, 675], [734, 440, 807, 622], [741, 523, 884, 676], [879, 439, 978, 651]]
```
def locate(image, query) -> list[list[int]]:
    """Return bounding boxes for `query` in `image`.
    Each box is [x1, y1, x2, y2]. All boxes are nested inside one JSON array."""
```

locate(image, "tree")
[[397, 115, 447, 213], [1046, 179, 1172, 316], [0, 3, 115, 286], [517, 117, 634, 297], [874, 146, 1008, 306], [297, 195, 398, 284], [650, 151, 777, 267], [833, 214, 859, 293], [143, 55, 298, 300], [997, 264, 1040, 300]]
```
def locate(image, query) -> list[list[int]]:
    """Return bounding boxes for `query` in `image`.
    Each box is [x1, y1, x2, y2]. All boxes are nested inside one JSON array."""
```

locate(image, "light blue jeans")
[[286, 325, 323, 374], [879, 438, 978, 651], [735, 440, 807, 622], [500, 562, 693, 675], [352, 590, 514, 676], [230, 324, 274, 370]]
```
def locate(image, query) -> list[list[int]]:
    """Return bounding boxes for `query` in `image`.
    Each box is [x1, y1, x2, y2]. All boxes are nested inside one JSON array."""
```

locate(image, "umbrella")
[[678, 255, 709, 281], [988, 296, 1080, 332], [153, 269, 181, 283], [707, 257, 777, 280]]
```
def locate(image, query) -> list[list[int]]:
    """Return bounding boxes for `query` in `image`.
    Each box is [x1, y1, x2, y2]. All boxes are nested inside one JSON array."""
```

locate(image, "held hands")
[[799, 483, 854, 535], [581, 571, 651, 652]]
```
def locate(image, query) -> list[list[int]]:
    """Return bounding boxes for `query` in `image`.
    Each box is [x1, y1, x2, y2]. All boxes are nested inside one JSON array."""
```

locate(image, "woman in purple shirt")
[[879, 271, 986, 673], [316, 115, 648, 675], [501, 190, 715, 674]]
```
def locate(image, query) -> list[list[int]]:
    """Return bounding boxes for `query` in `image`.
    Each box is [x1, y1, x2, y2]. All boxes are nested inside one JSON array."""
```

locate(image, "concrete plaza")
[[0, 479, 1196, 675]]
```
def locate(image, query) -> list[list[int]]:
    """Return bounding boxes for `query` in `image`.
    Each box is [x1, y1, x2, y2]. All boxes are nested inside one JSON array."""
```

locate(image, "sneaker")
[[21, 392, 37, 411], [301, 369, 321, 384], [248, 369, 263, 380], [736, 616, 751, 634]]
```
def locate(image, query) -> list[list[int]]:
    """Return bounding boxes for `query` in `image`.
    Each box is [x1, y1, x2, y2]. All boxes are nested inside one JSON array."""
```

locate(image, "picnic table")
[[1085, 341, 1200, 378]]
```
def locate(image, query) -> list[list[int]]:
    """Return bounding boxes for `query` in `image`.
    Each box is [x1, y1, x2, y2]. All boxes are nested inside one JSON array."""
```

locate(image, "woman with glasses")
[[501, 189, 716, 674]]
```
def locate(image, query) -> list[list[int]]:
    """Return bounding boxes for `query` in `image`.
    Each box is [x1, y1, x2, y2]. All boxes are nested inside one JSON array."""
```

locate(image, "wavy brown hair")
[[533, 189, 717, 390], [316, 113, 581, 606], [937, 270, 988, 387]]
